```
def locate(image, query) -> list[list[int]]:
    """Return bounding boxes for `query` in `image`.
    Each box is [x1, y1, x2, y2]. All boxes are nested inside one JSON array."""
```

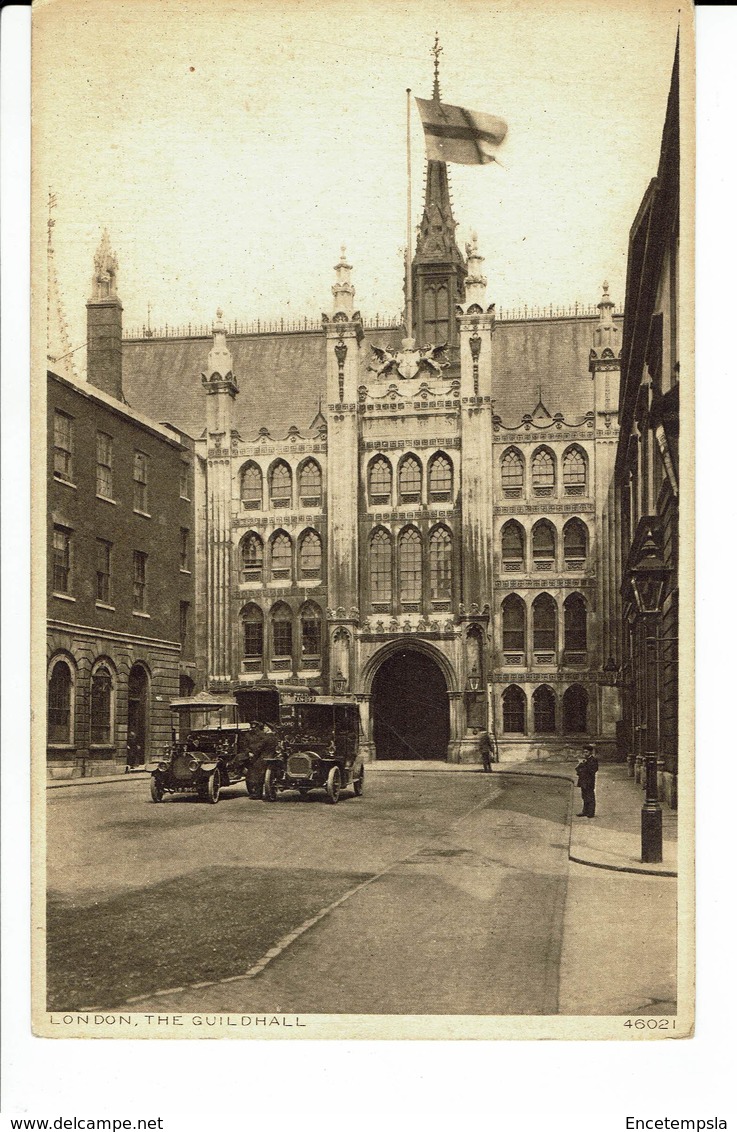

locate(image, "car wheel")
[[263, 767, 277, 802], [353, 764, 364, 797], [205, 768, 221, 804], [150, 776, 164, 803], [326, 766, 341, 804]]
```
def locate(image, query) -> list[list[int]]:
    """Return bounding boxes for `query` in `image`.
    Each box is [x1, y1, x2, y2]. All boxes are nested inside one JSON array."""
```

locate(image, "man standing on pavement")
[[575, 744, 599, 817]]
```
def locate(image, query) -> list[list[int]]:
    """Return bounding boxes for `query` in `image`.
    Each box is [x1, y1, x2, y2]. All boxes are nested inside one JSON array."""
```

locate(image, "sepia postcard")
[[31, 0, 695, 1040]]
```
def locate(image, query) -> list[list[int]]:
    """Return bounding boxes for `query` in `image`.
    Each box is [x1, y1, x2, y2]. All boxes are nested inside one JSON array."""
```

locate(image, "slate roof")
[[121, 315, 622, 439]]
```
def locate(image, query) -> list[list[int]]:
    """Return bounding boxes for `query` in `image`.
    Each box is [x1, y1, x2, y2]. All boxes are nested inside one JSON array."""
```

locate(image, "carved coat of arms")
[[368, 341, 450, 381]]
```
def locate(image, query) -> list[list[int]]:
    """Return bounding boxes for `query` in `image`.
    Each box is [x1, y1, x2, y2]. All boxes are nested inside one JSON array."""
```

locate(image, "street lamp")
[[629, 532, 669, 864], [602, 657, 619, 686], [467, 665, 481, 692], [332, 670, 348, 696]]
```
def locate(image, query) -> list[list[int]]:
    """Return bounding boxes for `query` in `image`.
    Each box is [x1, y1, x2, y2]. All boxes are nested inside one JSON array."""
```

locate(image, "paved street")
[[46, 769, 675, 1016]]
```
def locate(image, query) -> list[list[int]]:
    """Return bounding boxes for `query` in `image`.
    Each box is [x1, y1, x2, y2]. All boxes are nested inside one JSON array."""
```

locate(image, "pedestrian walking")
[[575, 744, 599, 817], [480, 731, 494, 772]]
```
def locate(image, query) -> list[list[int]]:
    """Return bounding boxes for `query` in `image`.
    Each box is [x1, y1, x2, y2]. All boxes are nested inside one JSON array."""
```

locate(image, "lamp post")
[[629, 532, 669, 864]]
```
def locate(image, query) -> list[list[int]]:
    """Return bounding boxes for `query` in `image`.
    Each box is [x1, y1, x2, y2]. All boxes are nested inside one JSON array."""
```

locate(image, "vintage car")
[[148, 691, 279, 803], [259, 691, 364, 803]]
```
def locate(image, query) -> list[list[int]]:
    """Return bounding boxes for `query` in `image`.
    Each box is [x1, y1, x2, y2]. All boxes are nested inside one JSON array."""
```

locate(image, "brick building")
[[46, 233, 197, 778]]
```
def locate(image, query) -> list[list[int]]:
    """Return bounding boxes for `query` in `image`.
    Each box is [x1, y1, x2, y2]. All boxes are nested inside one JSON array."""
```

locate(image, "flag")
[[415, 97, 507, 165]]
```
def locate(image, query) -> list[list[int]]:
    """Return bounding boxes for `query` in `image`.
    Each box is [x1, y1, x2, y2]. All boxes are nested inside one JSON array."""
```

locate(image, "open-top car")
[[258, 690, 364, 804], [148, 691, 279, 803]]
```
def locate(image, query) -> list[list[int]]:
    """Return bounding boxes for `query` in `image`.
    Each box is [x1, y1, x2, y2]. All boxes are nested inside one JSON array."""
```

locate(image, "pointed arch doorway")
[[372, 647, 450, 761]]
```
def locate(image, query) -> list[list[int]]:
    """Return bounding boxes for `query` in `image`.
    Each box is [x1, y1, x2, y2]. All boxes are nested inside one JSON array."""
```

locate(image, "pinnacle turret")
[[332, 246, 355, 315]]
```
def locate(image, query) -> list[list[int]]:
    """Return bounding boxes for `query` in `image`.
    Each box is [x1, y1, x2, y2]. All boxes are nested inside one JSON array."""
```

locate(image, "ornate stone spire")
[[89, 229, 119, 303], [590, 281, 621, 359], [431, 32, 442, 102], [204, 308, 237, 388], [332, 245, 355, 315], [463, 231, 488, 308]]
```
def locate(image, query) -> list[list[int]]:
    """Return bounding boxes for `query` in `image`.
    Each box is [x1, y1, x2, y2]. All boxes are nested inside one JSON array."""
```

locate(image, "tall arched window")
[[501, 521, 525, 570], [424, 282, 449, 342], [532, 448, 556, 494], [90, 663, 113, 745], [298, 530, 322, 578], [368, 456, 392, 505], [300, 601, 322, 659], [532, 593, 557, 653], [429, 526, 452, 601], [399, 527, 422, 603], [428, 453, 453, 502], [564, 593, 588, 653], [532, 519, 556, 568], [502, 594, 526, 653], [501, 448, 524, 496], [502, 685, 526, 734], [270, 461, 292, 508], [298, 460, 322, 506], [48, 658, 73, 744], [241, 603, 264, 660], [398, 455, 422, 504], [562, 684, 588, 733], [533, 685, 556, 734], [240, 462, 262, 510], [270, 532, 292, 580], [271, 603, 293, 659], [562, 446, 587, 494], [563, 518, 588, 567], [369, 528, 392, 604], [239, 532, 263, 582]]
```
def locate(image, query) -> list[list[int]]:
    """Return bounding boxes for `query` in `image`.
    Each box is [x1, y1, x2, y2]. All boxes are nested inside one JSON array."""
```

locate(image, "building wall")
[[47, 373, 196, 777]]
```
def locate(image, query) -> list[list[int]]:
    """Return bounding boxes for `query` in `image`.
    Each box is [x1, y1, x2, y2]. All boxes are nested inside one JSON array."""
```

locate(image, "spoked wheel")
[[205, 768, 221, 804], [150, 776, 164, 803], [326, 766, 341, 804], [353, 764, 365, 797], [263, 767, 278, 802]]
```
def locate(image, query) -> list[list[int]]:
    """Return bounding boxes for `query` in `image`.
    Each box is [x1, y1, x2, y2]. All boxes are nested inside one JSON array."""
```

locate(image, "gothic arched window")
[[563, 518, 588, 566], [532, 519, 556, 568], [398, 527, 422, 603], [501, 448, 524, 495], [270, 461, 292, 508], [240, 532, 263, 582], [564, 593, 588, 653], [241, 603, 264, 659], [300, 601, 322, 659], [271, 603, 293, 658], [533, 685, 556, 734], [562, 446, 587, 493], [532, 447, 556, 493], [501, 521, 525, 570], [240, 462, 262, 510], [298, 530, 322, 578], [369, 528, 392, 604], [368, 456, 392, 505], [532, 593, 557, 653], [429, 526, 452, 601], [90, 663, 113, 745], [48, 658, 73, 744], [298, 460, 322, 506], [398, 455, 422, 504], [424, 282, 449, 343], [428, 453, 453, 502], [562, 684, 589, 734], [270, 532, 292, 580], [502, 685, 526, 734], [502, 594, 526, 653]]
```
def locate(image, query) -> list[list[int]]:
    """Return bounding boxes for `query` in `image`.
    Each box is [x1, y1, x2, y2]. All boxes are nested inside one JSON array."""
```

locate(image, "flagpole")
[[405, 87, 413, 344]]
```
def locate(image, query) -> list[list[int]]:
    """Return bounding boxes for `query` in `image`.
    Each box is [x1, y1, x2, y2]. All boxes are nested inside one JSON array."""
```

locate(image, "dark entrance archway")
[[127, 664, 149, 768], [372, 648, 450, 760]]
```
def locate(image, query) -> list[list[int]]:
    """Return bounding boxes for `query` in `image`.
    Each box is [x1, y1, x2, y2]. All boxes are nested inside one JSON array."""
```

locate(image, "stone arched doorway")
[[371, 647, 450, 761], [127, 663, 149, 768]]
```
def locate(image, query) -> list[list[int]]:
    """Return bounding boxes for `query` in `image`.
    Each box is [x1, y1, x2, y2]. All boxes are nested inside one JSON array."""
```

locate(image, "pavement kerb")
[[46, 763, 676, 879]]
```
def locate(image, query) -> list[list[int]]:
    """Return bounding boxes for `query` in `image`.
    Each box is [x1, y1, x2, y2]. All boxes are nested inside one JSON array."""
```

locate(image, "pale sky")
[[34, 0, 681, 373]]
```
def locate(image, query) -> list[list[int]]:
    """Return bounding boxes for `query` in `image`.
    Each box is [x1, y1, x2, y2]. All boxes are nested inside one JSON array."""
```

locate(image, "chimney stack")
[[87, 230, 123, 400]]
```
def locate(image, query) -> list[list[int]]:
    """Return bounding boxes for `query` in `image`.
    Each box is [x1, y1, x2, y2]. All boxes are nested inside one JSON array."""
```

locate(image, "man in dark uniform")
[[575, 744, 599, 817]]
